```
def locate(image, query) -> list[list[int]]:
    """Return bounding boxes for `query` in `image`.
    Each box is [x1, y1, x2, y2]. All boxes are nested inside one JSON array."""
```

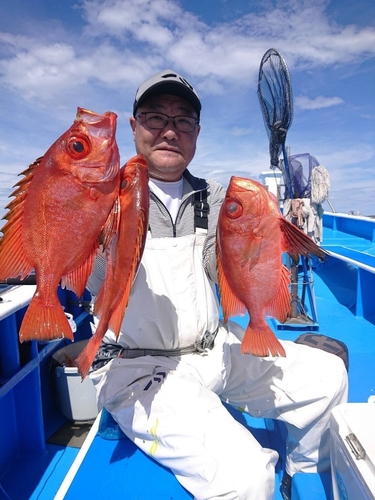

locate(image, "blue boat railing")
[[0, 285, 93, 481]]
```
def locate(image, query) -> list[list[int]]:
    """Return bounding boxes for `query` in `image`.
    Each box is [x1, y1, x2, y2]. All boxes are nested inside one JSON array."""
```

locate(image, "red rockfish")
[[0, 108, 120, 342], [76, 155, 149, 379], [216, 177, 327, 357]]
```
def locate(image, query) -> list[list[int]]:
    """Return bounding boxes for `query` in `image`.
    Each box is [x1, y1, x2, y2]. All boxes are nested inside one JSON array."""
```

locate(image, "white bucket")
[[53, 339, 98, 422]]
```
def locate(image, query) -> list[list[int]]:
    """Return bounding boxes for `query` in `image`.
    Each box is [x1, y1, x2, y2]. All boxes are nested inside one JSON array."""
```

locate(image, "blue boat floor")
[[61, 415, 285, 500], [0, 444, 79, 500], [57, 406, 332, 500]]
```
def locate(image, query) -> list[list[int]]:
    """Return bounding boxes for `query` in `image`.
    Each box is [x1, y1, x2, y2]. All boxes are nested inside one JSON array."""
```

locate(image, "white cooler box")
[[53, 339, 98, 422], [331, 403, 375, 500]]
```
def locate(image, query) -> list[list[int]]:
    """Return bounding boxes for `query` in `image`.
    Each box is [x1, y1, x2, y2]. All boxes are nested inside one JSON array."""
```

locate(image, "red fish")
[[76, 155, 149, 379], [0, 108, 120, 342], [216, 177, 327, 357]]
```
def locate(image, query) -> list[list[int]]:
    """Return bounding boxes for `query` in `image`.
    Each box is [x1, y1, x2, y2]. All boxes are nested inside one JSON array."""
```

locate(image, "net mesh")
[[280, 153, 319, 199], [257, 48, 293, 168]]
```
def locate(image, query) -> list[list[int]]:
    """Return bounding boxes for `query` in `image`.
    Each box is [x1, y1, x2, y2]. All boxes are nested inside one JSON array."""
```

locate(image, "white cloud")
[[81, 0, 181, 44], [1, 0, 375, 105], [295, 95, 344, 110]]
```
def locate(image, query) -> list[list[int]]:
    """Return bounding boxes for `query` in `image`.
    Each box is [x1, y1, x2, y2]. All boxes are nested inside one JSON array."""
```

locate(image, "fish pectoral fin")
[[61, 243, 97, 298], [99, 197, 121, 250], [280, 218, 327, 260], [241, 322, 286, 357], [216, 244, 247, 322], [240, 234, 264, 271], [265, 265, 291, 322]]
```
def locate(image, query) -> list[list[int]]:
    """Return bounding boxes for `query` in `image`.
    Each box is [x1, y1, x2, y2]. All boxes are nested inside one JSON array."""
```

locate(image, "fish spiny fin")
[[241, 322, 286, 357], [266, 265, 291, 322], [216, 243, 246, 322], [19, 293, 74, 342], [0, 159, 41, 280], [280, 218, 328, 261], [61, 243, 97, 298]]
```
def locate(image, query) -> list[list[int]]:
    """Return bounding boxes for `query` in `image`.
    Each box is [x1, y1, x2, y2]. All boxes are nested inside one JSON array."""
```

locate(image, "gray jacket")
[[87, 169, 226, 295]]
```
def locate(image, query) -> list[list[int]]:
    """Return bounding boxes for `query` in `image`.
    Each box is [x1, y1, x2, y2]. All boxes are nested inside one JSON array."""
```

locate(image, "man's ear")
[[129, 116, 136, 135]]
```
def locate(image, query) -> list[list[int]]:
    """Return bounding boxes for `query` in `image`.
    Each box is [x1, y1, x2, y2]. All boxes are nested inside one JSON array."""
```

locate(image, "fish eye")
[[67, 136, 91, 158], [226, 200, 243, 219], [73, 141, 84, 153]]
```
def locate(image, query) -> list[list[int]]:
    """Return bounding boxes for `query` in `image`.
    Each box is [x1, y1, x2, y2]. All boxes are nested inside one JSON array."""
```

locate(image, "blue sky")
[[0, 0, 374, 220]]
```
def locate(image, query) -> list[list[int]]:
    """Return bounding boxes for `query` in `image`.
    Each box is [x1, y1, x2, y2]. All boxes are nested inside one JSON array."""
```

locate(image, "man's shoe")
[[280, 472, 292, 500]]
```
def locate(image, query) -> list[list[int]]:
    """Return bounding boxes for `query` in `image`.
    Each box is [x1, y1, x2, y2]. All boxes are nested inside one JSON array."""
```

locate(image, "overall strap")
[[194, 189, 209, 231]]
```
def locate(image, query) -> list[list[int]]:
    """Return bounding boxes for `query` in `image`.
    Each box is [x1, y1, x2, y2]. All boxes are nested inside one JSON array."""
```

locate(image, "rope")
[[311, 165, 330, 204]]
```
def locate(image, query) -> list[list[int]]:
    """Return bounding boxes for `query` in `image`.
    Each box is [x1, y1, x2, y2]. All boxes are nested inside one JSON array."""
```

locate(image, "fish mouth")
[[76, 108, 118, 138]]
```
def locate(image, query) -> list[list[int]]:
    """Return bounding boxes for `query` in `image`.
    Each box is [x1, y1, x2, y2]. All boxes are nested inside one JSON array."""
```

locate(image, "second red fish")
[[76, 155, 149, 379], [216, 176, 327, 358]]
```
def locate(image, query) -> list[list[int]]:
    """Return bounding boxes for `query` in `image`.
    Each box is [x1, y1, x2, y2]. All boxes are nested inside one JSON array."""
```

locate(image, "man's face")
[[130, 94, 200, 181]]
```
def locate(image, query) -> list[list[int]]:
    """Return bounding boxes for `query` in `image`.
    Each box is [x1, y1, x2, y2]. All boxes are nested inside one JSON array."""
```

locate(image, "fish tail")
[[241, 323, 286, 357], [19, 295, 74, 342], [75, 329, 104, 380]]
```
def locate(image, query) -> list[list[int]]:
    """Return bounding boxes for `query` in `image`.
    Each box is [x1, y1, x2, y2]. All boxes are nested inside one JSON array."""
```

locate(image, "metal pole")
[[291, 258, 298, 318]]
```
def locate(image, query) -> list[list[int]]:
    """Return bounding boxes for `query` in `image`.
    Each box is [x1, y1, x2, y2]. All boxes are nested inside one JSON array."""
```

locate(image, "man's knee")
[[232, 447, 277, 500]]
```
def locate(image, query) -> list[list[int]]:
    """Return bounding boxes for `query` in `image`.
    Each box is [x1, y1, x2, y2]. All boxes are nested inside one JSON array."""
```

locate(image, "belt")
[[118, 327, 219, 358], [92, 327, 219, 370]]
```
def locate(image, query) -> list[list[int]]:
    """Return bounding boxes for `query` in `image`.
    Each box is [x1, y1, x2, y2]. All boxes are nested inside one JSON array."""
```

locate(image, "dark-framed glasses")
[[136, 112, 199, 132]]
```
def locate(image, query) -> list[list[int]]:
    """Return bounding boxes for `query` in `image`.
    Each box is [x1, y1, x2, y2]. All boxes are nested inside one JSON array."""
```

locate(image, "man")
[[88, 69, 348, 500]]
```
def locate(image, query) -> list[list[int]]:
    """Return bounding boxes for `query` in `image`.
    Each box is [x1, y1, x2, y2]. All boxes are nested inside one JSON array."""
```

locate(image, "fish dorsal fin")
[[0, 158, 42, 280], [265, 265, 291, 322], [61, 241, 97, 298], [280, 217, 327, 260], [216, 242, 247, 322]]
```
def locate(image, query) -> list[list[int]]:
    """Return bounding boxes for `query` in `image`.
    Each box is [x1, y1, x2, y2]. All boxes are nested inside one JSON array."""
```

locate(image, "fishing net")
[[257, 48, 293, 168], [280, 153, 319, 199]]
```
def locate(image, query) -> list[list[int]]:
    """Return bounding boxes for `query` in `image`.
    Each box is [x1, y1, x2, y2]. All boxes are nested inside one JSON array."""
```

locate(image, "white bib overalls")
[[91, 233, 348, 500]]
